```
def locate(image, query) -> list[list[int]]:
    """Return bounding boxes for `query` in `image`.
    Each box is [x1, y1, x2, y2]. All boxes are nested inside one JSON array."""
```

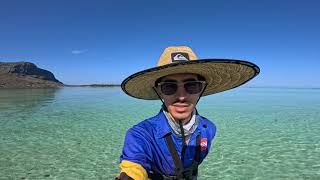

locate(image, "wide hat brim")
[[121, 59, 260, 100]]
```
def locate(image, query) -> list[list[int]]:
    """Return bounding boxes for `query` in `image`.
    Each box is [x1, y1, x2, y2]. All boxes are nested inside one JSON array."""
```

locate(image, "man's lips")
[[173, 103, 189, 112], [173, 103, 189, 107]]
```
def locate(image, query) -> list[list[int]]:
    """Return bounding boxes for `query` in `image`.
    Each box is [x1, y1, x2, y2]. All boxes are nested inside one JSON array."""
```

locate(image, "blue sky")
[[1, 0, 319, 87]]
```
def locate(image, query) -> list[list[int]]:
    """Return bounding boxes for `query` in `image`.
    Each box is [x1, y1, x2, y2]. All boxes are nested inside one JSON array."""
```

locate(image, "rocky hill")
[[0, 62, 63, 88]]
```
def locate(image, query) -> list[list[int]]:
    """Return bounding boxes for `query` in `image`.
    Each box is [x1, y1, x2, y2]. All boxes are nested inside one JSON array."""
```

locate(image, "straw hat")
[[121, 46, 260, 100]]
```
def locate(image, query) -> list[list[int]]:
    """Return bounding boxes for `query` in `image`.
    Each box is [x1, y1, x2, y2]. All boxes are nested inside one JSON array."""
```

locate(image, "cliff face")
[[0, 62, 63, 88]]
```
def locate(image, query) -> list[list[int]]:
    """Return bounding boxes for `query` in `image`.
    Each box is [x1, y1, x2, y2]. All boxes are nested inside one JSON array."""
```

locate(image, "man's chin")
[[172, 112, 191, 121]]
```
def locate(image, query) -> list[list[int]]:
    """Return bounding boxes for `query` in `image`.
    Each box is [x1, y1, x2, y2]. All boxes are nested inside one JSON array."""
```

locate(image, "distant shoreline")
[[64, 84, 121, 87], [246, 86, 320, 90]]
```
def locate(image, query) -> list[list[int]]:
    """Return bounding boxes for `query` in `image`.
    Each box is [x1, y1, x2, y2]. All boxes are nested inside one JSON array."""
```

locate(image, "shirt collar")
[[155, 109, 204, 139], [163, 108, 198, 137], [155, 110, 173, 139]]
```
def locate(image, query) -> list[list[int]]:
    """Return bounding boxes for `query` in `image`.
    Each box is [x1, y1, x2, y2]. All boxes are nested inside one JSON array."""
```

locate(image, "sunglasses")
[[157, 81, 206, 96]]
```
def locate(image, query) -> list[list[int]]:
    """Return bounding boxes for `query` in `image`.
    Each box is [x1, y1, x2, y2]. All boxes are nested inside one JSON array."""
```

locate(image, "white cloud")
[[71, 49, 88, 54]]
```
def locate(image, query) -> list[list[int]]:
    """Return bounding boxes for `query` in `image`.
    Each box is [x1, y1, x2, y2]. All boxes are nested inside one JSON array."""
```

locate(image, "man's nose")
[[176, 85, 187, 100]]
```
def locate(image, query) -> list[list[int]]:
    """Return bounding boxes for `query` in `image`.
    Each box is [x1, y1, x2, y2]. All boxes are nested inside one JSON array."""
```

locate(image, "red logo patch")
[[200, 138, 207, 151]]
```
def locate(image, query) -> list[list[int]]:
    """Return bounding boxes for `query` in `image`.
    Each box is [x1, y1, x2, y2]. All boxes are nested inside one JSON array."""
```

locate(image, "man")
[[117, 46, 260, 179]]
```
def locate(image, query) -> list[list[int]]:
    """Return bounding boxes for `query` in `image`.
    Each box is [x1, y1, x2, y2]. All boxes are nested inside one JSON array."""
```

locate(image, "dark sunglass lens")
[[185, 82, 202, 94], [161, 83, 177, 95]]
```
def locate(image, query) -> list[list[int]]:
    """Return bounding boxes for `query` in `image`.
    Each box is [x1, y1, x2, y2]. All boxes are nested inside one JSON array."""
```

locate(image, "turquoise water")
[[0, 87, 319, 179]]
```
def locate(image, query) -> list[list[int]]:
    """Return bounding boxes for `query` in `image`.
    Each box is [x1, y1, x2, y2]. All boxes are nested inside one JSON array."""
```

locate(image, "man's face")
[[157, 73, 204, 121]]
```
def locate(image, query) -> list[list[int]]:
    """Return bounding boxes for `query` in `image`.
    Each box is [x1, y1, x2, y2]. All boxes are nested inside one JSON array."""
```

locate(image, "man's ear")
[[152, 86, 164, 102], [154, 87, 163, 98]]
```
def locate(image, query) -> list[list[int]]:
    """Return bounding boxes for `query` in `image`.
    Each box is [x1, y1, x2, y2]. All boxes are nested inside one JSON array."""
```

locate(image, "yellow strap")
[[118, 160, 150, 180]]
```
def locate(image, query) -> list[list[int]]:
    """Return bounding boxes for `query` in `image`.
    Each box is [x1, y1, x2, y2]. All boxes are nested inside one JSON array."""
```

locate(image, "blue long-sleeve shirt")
[[119, 110, 216, 177]]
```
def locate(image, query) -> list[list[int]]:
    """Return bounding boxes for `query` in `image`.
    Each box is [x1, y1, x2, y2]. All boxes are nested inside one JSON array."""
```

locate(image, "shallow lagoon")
[[0, 87, 319, 179]]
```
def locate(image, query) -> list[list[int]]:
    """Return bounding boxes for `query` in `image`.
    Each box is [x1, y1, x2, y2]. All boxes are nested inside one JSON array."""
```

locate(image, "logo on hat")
[[200, 138, 208, 151], [171, 52, 190, 62]]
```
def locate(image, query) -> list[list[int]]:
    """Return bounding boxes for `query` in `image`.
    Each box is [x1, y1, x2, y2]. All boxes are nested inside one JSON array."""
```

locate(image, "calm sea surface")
[[0, 87, 319, 179]]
